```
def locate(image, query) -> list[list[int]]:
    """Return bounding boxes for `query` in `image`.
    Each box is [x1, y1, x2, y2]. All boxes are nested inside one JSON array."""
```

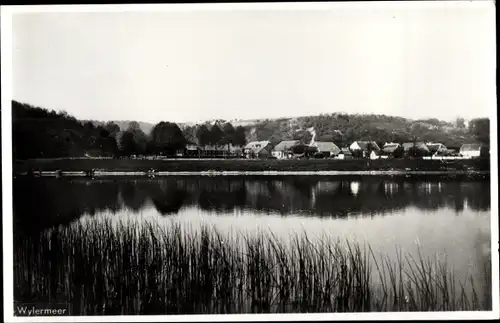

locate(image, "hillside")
[[241, 113, 489, 149], [12, 100, 119, 159], [89, 120, 156, 135]]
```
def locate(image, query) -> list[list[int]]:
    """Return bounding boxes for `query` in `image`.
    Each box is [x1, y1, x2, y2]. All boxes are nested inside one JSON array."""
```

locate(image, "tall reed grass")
[[14, 218, 492, 315]]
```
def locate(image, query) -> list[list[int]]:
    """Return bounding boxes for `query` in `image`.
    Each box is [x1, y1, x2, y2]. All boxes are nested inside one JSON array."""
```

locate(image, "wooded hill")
[[242, 113, 490, 149], [12, 100, 490, 160]]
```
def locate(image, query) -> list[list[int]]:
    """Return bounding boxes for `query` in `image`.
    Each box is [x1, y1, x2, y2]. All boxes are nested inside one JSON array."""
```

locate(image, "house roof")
[[382, 143, 401, 153], [460, 143, 482, 152], [402, 142, 429, 152], [245, 141, 270, 149], [426, 143, 447, 153], [273, 140, 300, 152], [341, 148, 352, 155], [352, 141, 381, 151], [245, 141, 271, 154], [313, 141, 341, 154]]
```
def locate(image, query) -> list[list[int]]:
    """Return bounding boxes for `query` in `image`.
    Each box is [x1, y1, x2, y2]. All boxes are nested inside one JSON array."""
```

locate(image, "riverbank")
[[14, 157, 490, 177]]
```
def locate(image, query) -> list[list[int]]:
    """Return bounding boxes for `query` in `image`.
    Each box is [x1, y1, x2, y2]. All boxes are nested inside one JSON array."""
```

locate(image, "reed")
[[14, 218, 492, 315]]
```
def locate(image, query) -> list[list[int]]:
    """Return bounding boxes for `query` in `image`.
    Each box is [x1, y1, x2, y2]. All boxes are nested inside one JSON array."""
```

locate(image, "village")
[[172, 139, 488, 161]]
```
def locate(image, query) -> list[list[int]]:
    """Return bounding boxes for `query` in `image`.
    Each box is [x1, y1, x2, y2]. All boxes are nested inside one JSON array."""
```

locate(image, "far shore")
[[14, 157, 490, 178]]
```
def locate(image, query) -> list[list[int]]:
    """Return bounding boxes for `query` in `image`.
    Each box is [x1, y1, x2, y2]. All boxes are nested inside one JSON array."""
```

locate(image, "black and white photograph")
[[1, 1, 498, 321]]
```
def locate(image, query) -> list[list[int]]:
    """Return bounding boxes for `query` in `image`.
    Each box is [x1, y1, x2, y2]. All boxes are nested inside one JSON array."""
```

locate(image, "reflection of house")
[[311, 141, 341, 157], [381, 142, 402, 157], [402, 142, 430, 156], [426, 143, 448, 156], [272, 140, 300, 159], [244, 141, 272, 159], [459, 144, 483, 158], [349, 141, 381, 158]]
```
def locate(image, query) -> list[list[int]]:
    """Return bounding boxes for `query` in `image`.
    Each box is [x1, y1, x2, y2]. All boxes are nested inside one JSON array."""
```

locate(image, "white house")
[[349, 141, 381, 158], [272, 140, 300, 159], [459, 144, 483, 158]]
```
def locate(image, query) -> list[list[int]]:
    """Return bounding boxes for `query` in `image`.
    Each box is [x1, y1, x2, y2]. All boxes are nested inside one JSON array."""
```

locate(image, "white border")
[[1, 2, 498, 322]]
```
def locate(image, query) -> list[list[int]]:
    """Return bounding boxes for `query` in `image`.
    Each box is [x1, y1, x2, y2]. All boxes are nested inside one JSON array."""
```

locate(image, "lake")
[[13, 175, 492, 314]]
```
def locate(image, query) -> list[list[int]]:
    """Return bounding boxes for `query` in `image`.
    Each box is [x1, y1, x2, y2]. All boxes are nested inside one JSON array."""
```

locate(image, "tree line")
[[12, 100, 247, 159], [12, 100, 490, 160]]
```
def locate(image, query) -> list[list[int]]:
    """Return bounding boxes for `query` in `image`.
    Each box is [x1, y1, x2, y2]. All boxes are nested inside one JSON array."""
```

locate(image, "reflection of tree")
[[14, 176, 491, 234], [149, 181, 190, 215], [120, 181, 150, 212], [13, 178, 122, 236]]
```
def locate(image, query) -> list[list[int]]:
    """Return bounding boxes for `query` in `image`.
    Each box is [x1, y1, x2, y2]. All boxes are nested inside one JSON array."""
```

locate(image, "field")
[[14, 219, 492, 315], [14, 157, 490, 174]]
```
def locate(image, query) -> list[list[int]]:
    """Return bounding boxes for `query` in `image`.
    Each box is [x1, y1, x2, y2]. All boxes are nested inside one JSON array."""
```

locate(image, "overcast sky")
[[11, 2, 496, 124]]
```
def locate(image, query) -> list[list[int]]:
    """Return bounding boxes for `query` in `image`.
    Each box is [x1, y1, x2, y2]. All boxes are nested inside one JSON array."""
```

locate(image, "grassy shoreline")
[[14, 157, 490, 175], [14, 219, 491, 315]]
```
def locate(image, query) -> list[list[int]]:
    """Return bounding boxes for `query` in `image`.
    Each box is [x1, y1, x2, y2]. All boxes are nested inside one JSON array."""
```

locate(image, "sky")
[[10, 2, 497, 124]]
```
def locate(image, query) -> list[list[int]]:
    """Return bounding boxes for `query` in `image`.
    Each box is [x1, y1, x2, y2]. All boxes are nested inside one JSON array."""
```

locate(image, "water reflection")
[[13, 176, 490, 234]]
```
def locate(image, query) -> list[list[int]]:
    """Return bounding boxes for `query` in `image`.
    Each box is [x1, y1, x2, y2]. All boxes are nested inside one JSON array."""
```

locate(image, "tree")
[[182, 125, 197, 144], [393, 146, 405, 158], [222, 123, 236, 143], [128, 121, 141, 131], [455, 117, 466, 129], [119, 130, 136, 156], [196, 124, 211, 147], [209, 124, 224, 146], [127, 123, 148, 155], [150, 121, 186, 155], [104, 121, 121, 138], [468, 118, 490, 145], [233, 126, 247, 146]]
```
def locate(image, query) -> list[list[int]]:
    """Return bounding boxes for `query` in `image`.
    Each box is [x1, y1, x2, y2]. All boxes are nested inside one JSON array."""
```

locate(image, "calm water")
[[13, 175, 492, 308]]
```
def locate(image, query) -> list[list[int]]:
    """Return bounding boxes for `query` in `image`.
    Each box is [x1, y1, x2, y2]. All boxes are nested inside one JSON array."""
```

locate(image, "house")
[[336, 148, 353, 159], [426, 143, 448, 156], [272, 140, 300, 159], [402, 142, 430, 157], [381, 142, 403, 157], [200, 144, 229, 157], [244, 141, 272, 159], [311, 141, 341, 157], [370, 150, 380, 160], [349, 141, 381, 158], [184, 142, 200, 157], [175, 149, 185, 157], [228, 144, 244, 157], [459, 144, 484, 158]]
